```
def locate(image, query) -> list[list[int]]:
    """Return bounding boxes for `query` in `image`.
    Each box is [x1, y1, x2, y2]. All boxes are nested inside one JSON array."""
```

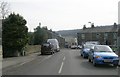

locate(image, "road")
[[2, 49, 119, 75]]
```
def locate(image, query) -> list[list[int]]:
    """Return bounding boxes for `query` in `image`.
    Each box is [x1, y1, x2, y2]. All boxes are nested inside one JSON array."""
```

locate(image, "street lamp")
[[88, 22, 92, 27], [88, 22, 94, 41]]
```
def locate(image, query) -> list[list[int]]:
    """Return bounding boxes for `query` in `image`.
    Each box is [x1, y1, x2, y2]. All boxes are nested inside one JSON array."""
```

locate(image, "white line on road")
[[58, 62, 64, 74], [63, 56, 66, 61], [18, 55, 52, 67], [13, 58, 35, 68], [45, 55, 52, 59]]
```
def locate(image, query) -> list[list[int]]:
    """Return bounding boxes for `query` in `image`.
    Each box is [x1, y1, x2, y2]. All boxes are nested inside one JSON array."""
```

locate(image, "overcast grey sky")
[[2, 0, 120, 31]]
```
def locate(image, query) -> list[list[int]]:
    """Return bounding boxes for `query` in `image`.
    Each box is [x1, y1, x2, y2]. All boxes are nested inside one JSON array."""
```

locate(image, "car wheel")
[[80, 54, 82, 56], [50, 52, 53, 55], [83, 54, 86, 58], [86, 56, 88, 59], [113, 64, 118, 67], [88, 58, 91, 62]]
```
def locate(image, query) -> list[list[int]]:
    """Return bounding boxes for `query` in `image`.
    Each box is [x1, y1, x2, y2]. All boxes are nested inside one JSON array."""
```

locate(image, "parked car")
[[47, 39, 60, 52], [80, 44, 94, 58], [70, 45, 77, 49], [88, 45, 119, 67], [41, 42, 54, 55], [77, 45, 82, 49], [85, 41, 100, 45]]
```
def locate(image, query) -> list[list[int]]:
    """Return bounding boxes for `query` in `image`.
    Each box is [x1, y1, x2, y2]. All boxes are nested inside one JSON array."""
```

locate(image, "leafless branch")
[[0, 1, 10, 19]]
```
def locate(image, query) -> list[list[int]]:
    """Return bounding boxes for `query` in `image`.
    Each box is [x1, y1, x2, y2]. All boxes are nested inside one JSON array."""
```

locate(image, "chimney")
[[39, 22, 41, 26], [91, 23, 94, 28], [113, 22, 117, 28], [83, 25, 86, 30]]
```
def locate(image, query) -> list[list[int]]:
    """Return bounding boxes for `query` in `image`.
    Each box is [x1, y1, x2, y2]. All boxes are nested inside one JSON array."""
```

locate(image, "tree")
[[42, 26, 48, 30], [33, 26, 51, 45], [28, 32, 34, 45], [0, 1, 10, 19], [42, 27, 49, 43], [2, 13, 28, 57], [33, 26, 43, 45]]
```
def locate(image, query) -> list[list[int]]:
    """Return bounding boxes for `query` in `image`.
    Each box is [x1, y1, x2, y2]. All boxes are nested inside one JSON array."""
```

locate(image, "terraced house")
[[77, 23, 118, 47]]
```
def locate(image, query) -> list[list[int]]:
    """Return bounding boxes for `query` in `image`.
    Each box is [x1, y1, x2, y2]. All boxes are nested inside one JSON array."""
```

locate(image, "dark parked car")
[[88, 45, 119, 67], [80, 44, 94, 58], [41, 43, 54, 55]]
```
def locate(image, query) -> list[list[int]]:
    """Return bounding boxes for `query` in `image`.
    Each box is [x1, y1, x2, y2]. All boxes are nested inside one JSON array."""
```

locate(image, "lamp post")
[[118, 25, 120, 64], [118, 25, 120, 77], [88, 22, 94, 41], [118, 25, 120, 56]]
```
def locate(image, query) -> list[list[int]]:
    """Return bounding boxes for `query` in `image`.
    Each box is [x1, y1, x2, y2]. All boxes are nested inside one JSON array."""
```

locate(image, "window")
[[113, 32, 117, 39], [104, 33, 108, 39], [96, 33, 100, 39], [81, 34, 85, 39], [114, 41, 117, 45]]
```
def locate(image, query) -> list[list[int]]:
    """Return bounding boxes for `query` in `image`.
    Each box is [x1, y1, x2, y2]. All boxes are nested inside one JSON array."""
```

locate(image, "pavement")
[[2, 52, 41, 69]]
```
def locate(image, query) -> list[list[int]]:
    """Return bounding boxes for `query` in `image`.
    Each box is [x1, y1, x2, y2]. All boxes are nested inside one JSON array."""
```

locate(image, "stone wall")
[[0, 45, 2, 59], [24, 45, 41, 55]]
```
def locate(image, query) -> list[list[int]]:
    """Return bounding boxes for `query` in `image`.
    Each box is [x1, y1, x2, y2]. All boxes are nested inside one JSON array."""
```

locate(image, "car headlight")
[[95, 56, 101, 58], [113, 57, 119, 60]]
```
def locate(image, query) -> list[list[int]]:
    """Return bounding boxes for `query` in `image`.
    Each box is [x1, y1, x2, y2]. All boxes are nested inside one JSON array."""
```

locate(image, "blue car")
[[88, 45, 119, 67], [80, 44, 94, 58]]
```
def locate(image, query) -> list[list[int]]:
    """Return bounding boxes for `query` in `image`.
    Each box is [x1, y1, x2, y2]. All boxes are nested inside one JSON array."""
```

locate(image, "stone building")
[[77, 23, 118, 47]]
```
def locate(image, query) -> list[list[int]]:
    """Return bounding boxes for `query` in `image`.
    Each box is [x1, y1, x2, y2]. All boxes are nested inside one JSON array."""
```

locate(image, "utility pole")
[[118, 1, 120, 57], [118, 25, 120, 77], [118, 2, 120, 77], [118, 25, 120, 56]]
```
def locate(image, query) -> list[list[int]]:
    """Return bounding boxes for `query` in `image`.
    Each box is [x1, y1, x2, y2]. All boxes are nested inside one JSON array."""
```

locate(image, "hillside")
[[56, 29, 81, 38]]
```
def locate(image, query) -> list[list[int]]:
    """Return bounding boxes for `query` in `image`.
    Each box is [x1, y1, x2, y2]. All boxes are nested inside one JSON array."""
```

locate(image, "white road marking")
[[16, 55, 52, 67], [17, 58, 35, 67], [63, 56, 66, 61], [58, 62, 64, 74], [45, 55, 52, 59]]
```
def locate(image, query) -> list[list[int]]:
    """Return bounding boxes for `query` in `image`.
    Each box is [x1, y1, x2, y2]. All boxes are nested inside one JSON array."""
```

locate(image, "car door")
[[89, 49, 94, 60], [81, 47, 84, 55]]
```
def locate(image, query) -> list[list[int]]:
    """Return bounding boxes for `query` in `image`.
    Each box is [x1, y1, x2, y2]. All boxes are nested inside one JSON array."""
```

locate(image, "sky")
[[2, 0, 120, 31]]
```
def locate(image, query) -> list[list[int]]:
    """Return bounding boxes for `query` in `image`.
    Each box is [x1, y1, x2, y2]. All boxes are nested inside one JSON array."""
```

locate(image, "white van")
[[47, 39, 60, 52], [85, 41, 100, 45]]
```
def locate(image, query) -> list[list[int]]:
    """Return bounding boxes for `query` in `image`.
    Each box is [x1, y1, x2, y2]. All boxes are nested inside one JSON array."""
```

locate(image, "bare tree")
[[0, 1, 10, 19]]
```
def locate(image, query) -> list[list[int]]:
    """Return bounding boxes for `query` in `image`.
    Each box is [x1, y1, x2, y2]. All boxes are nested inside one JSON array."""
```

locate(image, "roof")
[[79, 25, 118, 33]]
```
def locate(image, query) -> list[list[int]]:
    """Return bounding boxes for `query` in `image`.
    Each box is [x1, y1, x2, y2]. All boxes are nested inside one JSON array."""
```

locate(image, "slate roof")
[[79, 25, 118, 33]]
